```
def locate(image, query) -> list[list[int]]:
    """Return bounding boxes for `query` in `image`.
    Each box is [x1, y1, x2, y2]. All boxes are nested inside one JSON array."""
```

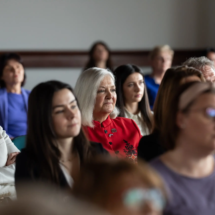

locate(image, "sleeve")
[[0, 126, 20, 154], [0, 138, 8, 167]]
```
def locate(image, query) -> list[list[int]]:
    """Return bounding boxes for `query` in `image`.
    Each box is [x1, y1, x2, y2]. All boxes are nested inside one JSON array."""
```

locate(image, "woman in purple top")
[[150, 82, 215, 215], [0, 53, 30, 138]]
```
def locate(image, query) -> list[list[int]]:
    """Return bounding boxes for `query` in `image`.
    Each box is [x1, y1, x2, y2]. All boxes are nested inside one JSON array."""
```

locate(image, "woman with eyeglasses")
[[73, 157, 166, 215], [150, 81, 215, 215], [138, 66, 205, 162]]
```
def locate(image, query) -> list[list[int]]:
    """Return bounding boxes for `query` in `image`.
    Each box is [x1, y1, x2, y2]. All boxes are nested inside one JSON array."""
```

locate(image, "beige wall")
[[0, 0, 214, 90], [0, 0, 213, 50]]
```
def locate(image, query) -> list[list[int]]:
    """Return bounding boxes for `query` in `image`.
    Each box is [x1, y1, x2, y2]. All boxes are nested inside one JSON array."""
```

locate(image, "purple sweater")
[[150, 158, 215, 215]]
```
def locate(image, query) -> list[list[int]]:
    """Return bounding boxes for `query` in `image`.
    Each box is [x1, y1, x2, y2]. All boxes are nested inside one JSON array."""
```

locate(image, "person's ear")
[[176, 111, 187, 129]]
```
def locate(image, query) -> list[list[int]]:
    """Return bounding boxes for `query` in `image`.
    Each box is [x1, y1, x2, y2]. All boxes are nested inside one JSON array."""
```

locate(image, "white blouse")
[[124, 109, 150, 136], [0, 126, 20, 199]]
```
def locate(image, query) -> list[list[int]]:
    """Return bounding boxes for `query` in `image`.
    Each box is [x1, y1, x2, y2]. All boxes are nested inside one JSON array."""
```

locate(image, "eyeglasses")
[[189, 107, 215, 120], [123, 188, 165, 211]]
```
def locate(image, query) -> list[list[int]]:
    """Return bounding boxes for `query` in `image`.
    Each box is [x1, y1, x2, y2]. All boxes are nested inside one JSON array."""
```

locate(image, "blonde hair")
[[74, 67, 119, 127], [149, 45, 174, 60]]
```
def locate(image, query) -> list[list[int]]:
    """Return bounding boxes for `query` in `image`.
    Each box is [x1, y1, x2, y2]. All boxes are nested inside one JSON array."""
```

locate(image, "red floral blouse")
[[83, 116, 142, 162]]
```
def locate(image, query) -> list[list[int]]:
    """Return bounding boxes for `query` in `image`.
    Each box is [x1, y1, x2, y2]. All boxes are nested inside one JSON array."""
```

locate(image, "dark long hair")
[[84, 41, 113, 71], [0, 53, 26, 88], [26, 80, 90, 185], [114, 64, 153, 132]]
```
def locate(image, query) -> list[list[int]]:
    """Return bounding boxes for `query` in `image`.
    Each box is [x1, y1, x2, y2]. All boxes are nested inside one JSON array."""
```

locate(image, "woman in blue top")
[[0, 53, 30, 138]]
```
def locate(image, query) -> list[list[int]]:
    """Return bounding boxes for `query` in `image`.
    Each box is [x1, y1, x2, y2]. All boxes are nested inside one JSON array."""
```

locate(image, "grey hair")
[[74, 67, 119, 127], [182, 56, 215, 71]]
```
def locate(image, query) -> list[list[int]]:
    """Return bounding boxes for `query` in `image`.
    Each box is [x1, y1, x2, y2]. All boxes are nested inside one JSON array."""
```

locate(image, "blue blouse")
[[144, 75, 160, 109], [7, 93, 27, 138]]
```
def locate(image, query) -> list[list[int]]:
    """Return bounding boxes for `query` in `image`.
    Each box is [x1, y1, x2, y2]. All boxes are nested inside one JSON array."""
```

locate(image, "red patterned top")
[[83, 116, 142, 162]]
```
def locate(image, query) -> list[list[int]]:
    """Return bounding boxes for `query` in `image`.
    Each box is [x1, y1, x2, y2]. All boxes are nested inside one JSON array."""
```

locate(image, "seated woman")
[[114, 64, 153, 136], [138, 66, 205, 162], [75, 68, 142, 161], [15, 81, 107, 195], [84, 41, 114, 72], [73, 158, 166, 215], [0, 53, 30, 138], [150, 82, 215, 215], [0, 126, 19, 199], [145, 45, 174, 109]]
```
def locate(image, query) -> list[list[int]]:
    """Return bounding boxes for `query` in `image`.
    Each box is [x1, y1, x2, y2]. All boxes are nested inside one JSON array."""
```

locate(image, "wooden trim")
[[0, 50, 206, 68]]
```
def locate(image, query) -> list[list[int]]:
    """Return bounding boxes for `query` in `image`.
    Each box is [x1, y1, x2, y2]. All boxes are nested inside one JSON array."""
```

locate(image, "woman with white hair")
[[75, 68, 142, 161]]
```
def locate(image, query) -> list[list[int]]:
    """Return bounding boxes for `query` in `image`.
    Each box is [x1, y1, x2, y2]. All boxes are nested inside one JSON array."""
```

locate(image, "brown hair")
[[153, 66, 205, 136], [84, 41, 113, 71], [160, 81, 215, 150], [72, 157, 166, 208]]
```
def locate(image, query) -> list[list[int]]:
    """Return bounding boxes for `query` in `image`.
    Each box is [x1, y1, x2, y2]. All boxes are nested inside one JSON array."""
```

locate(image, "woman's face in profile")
[[93, 75, 116, 119], [93, 44, 109, 62], [2, 59, 24, 87], [177, 93, 215, 151], [52, 88, 81, 139]]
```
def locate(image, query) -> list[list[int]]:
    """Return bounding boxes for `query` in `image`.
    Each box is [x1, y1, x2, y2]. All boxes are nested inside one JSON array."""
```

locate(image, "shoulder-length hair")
[[26, 80, 90, 185], [114, 64, 153, 132], [75, 67, 118, 127], [84, 41, 114, 72], [160, 81, 215, 150], [0, 53, 26, 88], [153, 66, 205, 134]]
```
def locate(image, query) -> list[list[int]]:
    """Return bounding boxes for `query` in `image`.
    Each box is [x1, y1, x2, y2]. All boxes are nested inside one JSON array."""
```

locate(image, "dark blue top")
[[150, 158, 215, 215], [7, 93, 27, 138], [144, 75, 160, 109]]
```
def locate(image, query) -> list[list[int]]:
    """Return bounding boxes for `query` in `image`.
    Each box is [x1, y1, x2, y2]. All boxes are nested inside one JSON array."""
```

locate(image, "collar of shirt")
[[124, 109, 142, 120], [93, 115, 112, 128]]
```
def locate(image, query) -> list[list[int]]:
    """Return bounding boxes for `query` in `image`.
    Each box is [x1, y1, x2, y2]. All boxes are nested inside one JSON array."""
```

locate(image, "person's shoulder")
[[0, 88, 6, 96], [22, 88, 31, 95], [139, 133, 158, 145], [144, 74, 153, 81], [89, 142, 109, 155], [113, 116, 133, 124], [150, 157, 162, 166]]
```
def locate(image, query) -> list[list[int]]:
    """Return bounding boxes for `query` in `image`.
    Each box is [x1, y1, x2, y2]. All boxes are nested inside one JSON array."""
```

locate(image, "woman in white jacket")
[[0, 126, 19, 199]]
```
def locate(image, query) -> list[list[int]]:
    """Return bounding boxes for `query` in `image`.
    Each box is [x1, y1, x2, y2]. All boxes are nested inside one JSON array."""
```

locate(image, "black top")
[[137, 132, 166, 162], [15, 142, 108, 196]]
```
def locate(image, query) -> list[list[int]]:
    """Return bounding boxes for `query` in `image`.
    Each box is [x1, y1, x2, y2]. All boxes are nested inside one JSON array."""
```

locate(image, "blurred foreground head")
[[0, 183, 108, 215], [73, 157, 166, 215]]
